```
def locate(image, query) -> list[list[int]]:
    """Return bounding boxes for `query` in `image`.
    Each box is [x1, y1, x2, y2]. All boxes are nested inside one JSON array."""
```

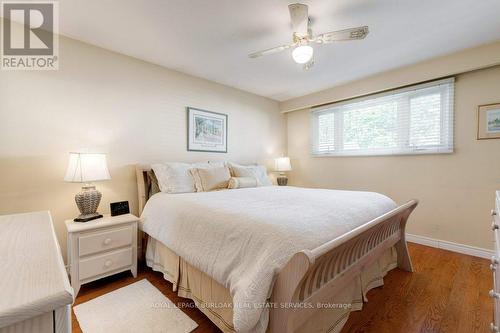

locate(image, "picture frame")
[[187, 107, 228, 153], [477, 103, 500, 140]]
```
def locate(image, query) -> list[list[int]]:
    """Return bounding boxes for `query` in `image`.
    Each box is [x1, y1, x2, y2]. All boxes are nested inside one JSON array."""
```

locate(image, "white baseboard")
[[406, 233, 493, 259]]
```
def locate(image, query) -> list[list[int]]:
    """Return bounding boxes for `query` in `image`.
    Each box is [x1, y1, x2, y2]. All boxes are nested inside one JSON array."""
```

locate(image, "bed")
[[136, 165, 417, 333]]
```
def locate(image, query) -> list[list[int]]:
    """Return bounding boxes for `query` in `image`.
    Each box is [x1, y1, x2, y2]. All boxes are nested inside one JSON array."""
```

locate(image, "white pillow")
[[151, 162, 196, 193], [228, 163, 272, 186], [151, 162, 227, 193]]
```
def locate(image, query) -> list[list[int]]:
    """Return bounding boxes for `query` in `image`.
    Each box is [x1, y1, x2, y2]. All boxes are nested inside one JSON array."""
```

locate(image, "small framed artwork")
[[187, 107, 228, 153], [477, 103, 500, 140]]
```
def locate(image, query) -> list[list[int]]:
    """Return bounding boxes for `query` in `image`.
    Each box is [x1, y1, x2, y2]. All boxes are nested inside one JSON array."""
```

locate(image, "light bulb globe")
[[292, 45, 313, 64]]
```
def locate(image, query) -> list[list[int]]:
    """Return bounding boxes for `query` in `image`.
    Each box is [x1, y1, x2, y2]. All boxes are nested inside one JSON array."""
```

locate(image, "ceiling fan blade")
[[248, 44, 294, 58], [288, 3, 309, 37], [315, 26, 369, 43]]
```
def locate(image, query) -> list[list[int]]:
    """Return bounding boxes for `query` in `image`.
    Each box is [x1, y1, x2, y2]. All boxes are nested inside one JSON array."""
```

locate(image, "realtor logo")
[[1, 1, 59, 70]]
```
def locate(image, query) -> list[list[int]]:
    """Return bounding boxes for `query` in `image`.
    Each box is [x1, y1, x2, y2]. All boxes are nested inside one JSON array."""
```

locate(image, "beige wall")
[[286, 65, 500, 250], [0, 36, 285, 261]]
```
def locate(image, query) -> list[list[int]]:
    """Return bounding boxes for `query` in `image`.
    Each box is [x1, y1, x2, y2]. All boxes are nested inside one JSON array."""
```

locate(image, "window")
[[311, 78, 454, 156]]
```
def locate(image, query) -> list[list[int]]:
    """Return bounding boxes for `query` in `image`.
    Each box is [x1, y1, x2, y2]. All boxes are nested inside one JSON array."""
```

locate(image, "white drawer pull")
[[493, 256, 499, 265], [493, 210, 498, 216], [489, 290, 500, 299], [491, 264, 497, 271], [103, 238, 112, 245], [104, 259, 113, 268], [493, 222, 499, 230], [491, 323, 499, 332]]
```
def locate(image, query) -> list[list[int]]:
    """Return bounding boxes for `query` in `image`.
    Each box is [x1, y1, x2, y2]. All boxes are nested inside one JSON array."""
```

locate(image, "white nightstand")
[[65, 214, 138, 296]]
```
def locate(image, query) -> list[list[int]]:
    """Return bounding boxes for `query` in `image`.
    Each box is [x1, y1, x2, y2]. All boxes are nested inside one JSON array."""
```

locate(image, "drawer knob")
[[104, 259, 113, 268], [492, 222, 499, 231], [493, 210, 498, 217], [493, 256, 499, 265], [103, 238, 112, 245], [489, 290, 500, 299], [491, 323, 500, 332], [491, 264, 497, 271]]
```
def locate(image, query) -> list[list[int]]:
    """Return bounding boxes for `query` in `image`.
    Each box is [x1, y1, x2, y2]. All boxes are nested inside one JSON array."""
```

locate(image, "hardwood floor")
[[72, 243, 493, 333], [342, 243, 493, 333]]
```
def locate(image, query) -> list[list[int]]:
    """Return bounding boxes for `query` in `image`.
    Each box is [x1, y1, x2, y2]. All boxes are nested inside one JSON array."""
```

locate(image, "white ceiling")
[[12, 0, 500, 101]]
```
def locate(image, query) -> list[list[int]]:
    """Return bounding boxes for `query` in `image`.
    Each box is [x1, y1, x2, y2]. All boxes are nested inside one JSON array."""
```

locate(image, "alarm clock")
[[110, 201, 130, 216]]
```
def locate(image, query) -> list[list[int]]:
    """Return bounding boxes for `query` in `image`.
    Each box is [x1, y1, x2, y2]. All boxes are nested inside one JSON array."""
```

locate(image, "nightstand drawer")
[[79, 226, 132, 256], [79, 247, 133, 280]]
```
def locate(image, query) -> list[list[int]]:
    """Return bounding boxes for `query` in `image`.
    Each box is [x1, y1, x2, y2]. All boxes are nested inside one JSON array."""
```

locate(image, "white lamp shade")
[[64, 153, 111, 183], [275, 157, 292, 172]]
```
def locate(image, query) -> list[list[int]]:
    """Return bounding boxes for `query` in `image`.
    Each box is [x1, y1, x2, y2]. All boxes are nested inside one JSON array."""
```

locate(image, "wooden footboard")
[[269, 200, 418, 333]]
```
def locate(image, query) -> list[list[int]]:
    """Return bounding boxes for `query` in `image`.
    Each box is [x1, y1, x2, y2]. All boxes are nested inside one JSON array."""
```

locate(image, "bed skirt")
[[145, 236, 398, 333]]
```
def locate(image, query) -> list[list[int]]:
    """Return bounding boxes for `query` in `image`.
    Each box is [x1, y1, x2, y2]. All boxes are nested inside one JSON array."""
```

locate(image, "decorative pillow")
[[228, 163, 272, 186], [228, 177, 258, 189], [146, 170, 161, 198], [191, 165, 231, 192], [151, 162, 196, 193]]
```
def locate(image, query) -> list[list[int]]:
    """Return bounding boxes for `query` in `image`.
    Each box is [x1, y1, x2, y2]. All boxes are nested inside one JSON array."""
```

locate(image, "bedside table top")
[[65, 213, 139, 233]]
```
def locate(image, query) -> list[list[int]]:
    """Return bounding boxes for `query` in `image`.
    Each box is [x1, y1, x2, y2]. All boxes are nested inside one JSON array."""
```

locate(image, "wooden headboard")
[[135, 164, 152, 216]]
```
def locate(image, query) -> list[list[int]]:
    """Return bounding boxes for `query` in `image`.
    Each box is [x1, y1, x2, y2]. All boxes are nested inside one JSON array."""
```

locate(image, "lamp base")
[[74, 213, 103, 222], [277, 175, 288, 186], [74, 185, 103, 223]]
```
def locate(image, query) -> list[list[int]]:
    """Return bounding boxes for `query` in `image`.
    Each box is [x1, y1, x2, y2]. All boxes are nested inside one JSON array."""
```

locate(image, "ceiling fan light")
[[292, 45, 313, 64]]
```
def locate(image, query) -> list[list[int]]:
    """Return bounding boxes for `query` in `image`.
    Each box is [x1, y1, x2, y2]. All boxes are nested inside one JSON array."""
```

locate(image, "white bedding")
[[141, 186, 396, 332]]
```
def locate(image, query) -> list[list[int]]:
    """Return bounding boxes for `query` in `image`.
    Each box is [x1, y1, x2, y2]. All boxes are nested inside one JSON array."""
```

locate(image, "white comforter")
[[141, 186, 396, 332]]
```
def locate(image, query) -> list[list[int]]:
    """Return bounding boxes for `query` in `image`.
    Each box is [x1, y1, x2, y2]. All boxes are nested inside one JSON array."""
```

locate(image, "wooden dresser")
[[0, 211, 73, 333], [491, 191, 500, 332]]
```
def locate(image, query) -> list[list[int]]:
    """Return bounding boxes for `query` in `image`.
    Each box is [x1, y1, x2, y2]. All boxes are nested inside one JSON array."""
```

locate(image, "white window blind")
[[311, 78, 454, 156]]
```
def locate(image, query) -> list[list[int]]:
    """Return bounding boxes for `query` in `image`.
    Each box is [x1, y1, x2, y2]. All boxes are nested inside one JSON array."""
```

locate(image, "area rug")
[[73, 279, 198, 333]]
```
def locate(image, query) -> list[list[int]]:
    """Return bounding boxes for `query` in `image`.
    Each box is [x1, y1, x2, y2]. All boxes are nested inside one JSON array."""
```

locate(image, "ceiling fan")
[[248, 3, 369, 70]]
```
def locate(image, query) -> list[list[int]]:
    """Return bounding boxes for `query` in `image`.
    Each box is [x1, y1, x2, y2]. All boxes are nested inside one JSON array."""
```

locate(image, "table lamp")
[[274, 157, 292, 186], [64, 153, 111, 222]]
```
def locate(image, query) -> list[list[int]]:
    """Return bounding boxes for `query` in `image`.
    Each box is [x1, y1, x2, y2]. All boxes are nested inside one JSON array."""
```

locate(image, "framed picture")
[[477, 103, 500, 140], [187, 107, 228, 153]]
